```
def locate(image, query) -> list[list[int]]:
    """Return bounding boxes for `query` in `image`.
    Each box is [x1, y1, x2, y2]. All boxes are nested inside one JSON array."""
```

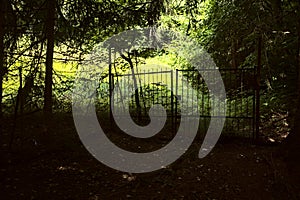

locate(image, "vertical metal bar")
[[229, 70, 232, 118], [237, 69, 240, 133], [144, 70, 147, 110], [223, 70, 227, 118], [252, 68, 256, 139], [235, 71, 237, 124], [128, 73, 131, 113], [218, 70, 220, 119], [165, 71, 168, 109], [182, 71, 184, 120], [161, 68, 163, 106], [246, 69, 250, 135], [163, 70, 165, 119], [144, 70, 146, 111], [163, 70, 166, 112], [212, 70, 215, 118], [156, 68, 159, 105], [246, 70, 249, 116], [196, 73, 199, 129], [109, 48, 112, 123], [191, 73, 194, 117], [175, 69, 178, 131], [111, 73, 114, 115], [113, 51, 118, 115], [201, 73, 204, 116], [171, 70, 174, 131], [152, 69, 155, 105]]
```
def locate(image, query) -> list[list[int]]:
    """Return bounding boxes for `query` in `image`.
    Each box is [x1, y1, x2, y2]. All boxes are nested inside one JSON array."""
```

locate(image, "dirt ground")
[[0, 113, 299, 200]]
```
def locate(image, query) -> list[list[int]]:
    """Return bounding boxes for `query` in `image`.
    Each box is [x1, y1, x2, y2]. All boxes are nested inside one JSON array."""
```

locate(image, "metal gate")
[[109, 67, 257, 139], [111, 69, 175, 126], [175, 68, 257, 139]]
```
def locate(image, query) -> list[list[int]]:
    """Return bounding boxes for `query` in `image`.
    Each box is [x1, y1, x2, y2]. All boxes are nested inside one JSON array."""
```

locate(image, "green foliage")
[[1, 0, 300, 140]]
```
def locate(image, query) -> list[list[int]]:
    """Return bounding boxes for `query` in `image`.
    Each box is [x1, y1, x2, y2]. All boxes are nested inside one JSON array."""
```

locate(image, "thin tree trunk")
[[231, 39, 237, 70], [120, 53, 141, 116], [44, 0, 55, 119], [272, 0, 282, 26]]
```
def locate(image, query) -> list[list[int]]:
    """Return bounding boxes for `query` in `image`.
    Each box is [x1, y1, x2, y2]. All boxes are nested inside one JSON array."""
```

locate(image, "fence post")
[[255, 35, 262, 141], [175, 69, 179, 132]]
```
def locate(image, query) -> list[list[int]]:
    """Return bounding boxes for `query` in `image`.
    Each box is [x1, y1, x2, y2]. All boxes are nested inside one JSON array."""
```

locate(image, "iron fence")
[[102, 67, 258, 139]]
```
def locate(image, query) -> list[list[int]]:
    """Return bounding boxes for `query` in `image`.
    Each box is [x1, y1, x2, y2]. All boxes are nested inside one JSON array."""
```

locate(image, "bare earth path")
[[0, 114, 298, 199]]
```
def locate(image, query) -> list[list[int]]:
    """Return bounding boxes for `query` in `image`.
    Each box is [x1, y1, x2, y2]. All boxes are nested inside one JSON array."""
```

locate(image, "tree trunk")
[[231, 39, 238, 70], [255, 35, 262, 140], [0, 0, 4, 120], [283, 7, 300, 192], [120, 54, 141, 116], [272, 0, 282, 27], [44, 0, 55, 119]]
